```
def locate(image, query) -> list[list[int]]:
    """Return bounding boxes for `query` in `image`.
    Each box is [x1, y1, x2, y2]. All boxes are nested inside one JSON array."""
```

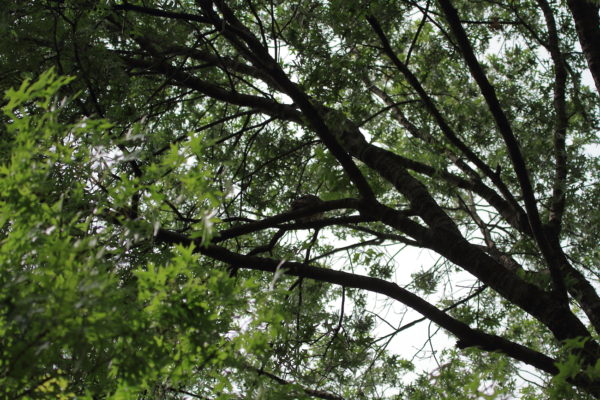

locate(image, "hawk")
[[290, 194, 323, 222]]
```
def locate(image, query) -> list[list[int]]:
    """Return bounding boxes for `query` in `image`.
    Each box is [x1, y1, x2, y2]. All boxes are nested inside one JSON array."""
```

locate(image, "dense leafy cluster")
[[0, 1, 599, 399]]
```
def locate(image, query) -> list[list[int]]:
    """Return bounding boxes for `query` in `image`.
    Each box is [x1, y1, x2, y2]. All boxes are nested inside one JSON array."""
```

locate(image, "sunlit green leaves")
[[0, 69, 247, 399]]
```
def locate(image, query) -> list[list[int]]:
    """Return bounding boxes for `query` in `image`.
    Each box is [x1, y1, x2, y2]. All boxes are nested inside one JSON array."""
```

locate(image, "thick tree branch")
[[360, 201, 596, 351], [324, 115, 462, 233], [99, 208, 599, 390], [565, 0, 600, 95], [435, 0, 569, 302]]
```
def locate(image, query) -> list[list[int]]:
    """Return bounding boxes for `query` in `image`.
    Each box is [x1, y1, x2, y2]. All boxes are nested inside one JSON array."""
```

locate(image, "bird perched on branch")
[[290, 194, 324, 223]]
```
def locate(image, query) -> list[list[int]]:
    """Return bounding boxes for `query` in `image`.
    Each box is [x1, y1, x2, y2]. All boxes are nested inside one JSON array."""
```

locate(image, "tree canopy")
[[1, 0, 599, 398]]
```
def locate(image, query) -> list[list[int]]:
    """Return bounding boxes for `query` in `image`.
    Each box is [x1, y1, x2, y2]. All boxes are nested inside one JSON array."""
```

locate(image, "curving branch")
[[153, 227, 561, 376]]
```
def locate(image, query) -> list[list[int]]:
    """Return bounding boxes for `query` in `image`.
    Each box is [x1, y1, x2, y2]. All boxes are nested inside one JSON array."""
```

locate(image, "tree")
[[1, 0, 599, 398]]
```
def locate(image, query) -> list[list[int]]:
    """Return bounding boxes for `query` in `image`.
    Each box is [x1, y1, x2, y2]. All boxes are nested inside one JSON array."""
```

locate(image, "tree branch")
[[121, 56, 303, 123], [113, 3, 210, 24], [190, 244, 560, 376], [367, 82, 530, 234], [214, 198, 365, 242], [199, 0, 376, 201], [537, 0, 568, 232], [435, 0, 568, 302], [252, 366, 345, 400], [565, 0, 600, 95], [366, 15, 523, 220], [98, 209, 599, 387]]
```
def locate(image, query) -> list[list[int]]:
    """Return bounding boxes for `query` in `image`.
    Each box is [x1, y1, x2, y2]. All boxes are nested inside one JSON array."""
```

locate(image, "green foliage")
[[1, 0, 599, 399], [0, 70, 256, 399]]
